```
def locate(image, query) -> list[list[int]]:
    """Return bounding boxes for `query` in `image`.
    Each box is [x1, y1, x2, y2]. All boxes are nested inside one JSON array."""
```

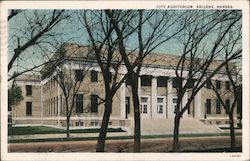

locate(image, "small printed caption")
[[156, 5, 233, 9]]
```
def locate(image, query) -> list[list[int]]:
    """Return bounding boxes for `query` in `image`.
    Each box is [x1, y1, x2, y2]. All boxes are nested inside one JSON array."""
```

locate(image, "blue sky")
[[8, 9, 242, 77]]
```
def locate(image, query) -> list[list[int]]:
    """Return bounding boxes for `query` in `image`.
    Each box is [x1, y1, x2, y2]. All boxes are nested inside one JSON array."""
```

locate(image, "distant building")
[[11, 43, 241, 135], [12, 74, 42, 125]]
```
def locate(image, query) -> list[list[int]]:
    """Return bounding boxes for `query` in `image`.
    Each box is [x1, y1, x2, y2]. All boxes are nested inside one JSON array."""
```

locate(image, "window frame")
[[172, 77, 182, 88], [206, 99, 211, 114], [216, 80, 221, 90], [141, 75, 152, 86], [206, 80, 212, 89], [91, 94, 98, 113], [91, 70, 98, 82], [75, 94, 84, 113], [225, 99, 230, 114], [157, 97, 164, 114], [125, 97, 130, 118], [140, 96, 149, 114], [26, 85, 32, 96], [186, 79, 195, 89], [157, 76, 168, 87], [226, 81, 230, 90], [26, 102, 32, 116], [75, 70, 84, 81], [216, 99, 221, 114]]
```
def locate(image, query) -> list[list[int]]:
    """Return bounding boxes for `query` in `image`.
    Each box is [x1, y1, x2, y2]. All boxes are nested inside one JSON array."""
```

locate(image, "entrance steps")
[[141, 117, 222, 135]]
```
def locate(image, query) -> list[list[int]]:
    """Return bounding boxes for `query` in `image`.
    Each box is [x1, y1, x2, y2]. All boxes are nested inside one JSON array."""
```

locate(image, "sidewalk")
[[9, 132, 128, 140]]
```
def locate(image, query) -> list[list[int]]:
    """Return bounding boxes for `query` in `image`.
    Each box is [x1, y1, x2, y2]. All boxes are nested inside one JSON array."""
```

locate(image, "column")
[[138, 76, 142, 116], [138, 77, 141, 98], [167, 78, 175, 118], [151, 77, 157, 118], [182, 91, 188, 118], [194, 90, 202, 119], [57, 85, 61, 127], [120, 82, 126, 119], [40, 85, 43, 124]]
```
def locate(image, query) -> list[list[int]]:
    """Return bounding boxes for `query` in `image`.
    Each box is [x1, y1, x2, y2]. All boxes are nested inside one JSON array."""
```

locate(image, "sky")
[[7, 9, 242, 78]]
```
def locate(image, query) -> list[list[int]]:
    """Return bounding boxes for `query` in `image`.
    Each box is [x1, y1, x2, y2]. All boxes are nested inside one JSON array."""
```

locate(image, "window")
[[26, 85, 32, 96], [126, 78, 132, 86], [216, 121, 221, 125], [226, 81, 230, 90], [206, 99, 211, 114], [141, 97, 148, 103], [172, 77, 182, 88], [76, 121, 83, 126], [216, 80, 221, 90], [216, 99, 221, 114], [173, 98, 178, 113], [186, 79, 195, 89], [91, 70, 98, 82], [108, 72, 112, 83], [142, 105, 147, 113], [54, 97, 56, 115], [225, 99, 230, 114], [141, 75, 151, 86], [91, 95, 98, 113], [75, 70, 83, 81], [140, 97, 149, 114], [91, 121, 99, 126], [206, 80, 212, 89], [157, 98, 164, 114], [26, 102, 32, 116], [173, 98, 178, 103], [48, 99, 50, 116], [60, 95, 63, 116], [53, 76, 56, 87], [157, 76, 168, 87], [51, 98, 53, 116], [125, 97, 130, 119], [76, 94, 83, 113], [188, 106, 191, 114], [56, 96, 58, 115]]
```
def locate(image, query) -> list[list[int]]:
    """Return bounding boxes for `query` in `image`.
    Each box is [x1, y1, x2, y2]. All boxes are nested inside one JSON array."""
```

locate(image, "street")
[[8, 135, 242, 152]]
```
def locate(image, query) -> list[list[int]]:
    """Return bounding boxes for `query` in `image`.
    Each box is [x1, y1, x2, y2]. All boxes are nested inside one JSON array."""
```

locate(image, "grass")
[[9, 126, 125, 135], [219, 127, 242, 130], [8, 132, 242, 143]]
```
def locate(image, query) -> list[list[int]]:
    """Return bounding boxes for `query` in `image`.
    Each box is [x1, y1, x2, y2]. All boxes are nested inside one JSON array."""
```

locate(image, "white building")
[[12, 44, 241, 135]]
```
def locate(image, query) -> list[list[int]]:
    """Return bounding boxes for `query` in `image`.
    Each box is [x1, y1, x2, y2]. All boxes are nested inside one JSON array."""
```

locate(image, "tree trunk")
[[66, 116, 70, 138], [173, 114, 181, 152], [229, 111, 236, 149], [131, 80, 141, 152], [96, 97, 112, 152]]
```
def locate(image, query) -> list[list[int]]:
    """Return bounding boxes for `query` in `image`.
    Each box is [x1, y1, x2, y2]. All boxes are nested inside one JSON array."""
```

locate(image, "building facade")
[[12, 74, 42, 125], [11, 44, 241, 135]]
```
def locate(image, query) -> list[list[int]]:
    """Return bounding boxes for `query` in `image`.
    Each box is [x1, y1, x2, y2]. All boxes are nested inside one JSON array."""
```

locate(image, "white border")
[[1, 1, 249, 161]]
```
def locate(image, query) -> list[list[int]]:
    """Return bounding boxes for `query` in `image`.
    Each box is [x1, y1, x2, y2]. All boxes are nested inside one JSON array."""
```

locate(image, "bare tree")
[[105, 10, 186, 152], [171, 10, 242, 151], [209, 64, 241, 149], [208, 22, 242, 149], [78, 10, 128, 152], [41, 45, 90, 138], [8, 10, 71, 80], [8, 10, 23, 21]]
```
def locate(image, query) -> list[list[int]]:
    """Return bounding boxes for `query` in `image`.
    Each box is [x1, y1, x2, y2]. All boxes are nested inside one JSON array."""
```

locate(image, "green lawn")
[[9, 126, 125, 135]]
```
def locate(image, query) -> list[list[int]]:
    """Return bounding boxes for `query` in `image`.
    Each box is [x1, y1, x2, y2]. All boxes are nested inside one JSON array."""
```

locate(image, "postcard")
[[1, 1, 249, 161]]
